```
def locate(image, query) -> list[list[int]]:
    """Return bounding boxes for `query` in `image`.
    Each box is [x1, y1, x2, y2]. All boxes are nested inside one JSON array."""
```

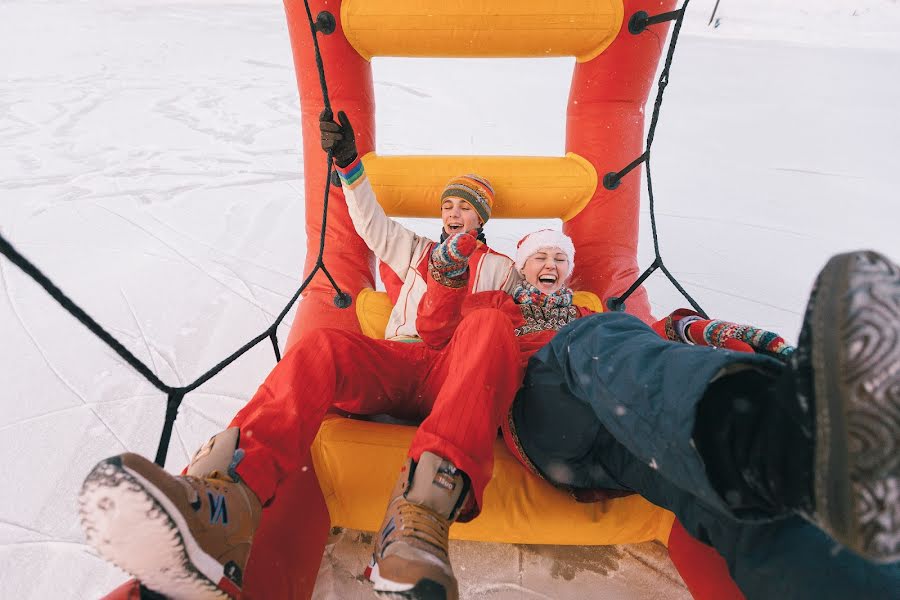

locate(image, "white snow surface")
[[1, 0, 899, 598]]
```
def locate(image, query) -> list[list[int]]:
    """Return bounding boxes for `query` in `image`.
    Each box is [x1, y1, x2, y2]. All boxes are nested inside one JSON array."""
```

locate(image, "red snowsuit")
[[416, 277, 593, 473], [228, 249, 523, 516]]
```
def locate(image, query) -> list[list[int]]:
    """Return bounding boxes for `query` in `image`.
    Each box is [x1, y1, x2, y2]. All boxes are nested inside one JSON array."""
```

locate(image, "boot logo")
[[433, 472, 456, 492], [207, 492, 229, 525], [380, 517, 396, 547]]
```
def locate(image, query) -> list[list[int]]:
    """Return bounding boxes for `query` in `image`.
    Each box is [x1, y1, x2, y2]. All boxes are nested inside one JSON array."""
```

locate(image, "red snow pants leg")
[[228, 327, 439, 504], [407, 308, 523, 516]]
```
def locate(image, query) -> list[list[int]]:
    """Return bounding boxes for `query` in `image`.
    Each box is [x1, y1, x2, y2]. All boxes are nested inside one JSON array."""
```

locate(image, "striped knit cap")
[[441, 174, 494, 224]]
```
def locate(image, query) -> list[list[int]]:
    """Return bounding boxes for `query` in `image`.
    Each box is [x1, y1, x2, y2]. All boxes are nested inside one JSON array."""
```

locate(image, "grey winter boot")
[[78, 428, 262, 599], [697, 251, 900, 563], [367, 452, 471, 600], [794, 250, 900, 562]]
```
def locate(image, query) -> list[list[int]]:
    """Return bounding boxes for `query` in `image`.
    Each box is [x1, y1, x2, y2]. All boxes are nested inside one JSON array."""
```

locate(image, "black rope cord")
[[708, 0, 722, 26], [0, 0, 347, 471], [605, 0, 708, 318]]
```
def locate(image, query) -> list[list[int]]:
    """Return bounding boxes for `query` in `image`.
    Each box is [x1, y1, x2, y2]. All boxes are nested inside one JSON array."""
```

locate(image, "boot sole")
[[369, 559, 450, 600], [813, 251, 900, 562], [78, 456, 235, 599]]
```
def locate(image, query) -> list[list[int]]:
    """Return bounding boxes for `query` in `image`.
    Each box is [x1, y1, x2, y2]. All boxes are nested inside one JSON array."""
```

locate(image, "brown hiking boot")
[[367, 452, 471, 600], [78, 428, 261, 599]]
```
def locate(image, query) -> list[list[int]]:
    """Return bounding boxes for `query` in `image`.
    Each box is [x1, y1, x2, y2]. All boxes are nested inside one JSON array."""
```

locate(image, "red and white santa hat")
[[515, 229, 576, 271]]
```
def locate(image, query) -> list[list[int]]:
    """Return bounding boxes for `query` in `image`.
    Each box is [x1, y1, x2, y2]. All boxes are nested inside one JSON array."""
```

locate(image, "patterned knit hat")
[[441, 174, 494, 224], [515, 229, 576, 272]]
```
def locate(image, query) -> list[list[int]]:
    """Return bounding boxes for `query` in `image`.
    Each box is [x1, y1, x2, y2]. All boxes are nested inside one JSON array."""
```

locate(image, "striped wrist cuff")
[[336, 156, 364, 190]]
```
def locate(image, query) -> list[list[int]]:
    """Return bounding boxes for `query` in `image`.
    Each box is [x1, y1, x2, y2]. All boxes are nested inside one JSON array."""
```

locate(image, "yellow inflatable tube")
[[341, 0, 624, 63], [362, 152, 598, 221], [357, 288, 604, 339], [312, 417, 675, 545]]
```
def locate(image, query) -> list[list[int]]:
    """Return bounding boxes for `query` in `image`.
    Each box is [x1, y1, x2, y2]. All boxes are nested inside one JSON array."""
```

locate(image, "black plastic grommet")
[[315, 11, 336, 35], [628, 11, 649, 34], [603, 172, 621, 190], [333, 291, 352, 309], [606, 296, 625, 312]]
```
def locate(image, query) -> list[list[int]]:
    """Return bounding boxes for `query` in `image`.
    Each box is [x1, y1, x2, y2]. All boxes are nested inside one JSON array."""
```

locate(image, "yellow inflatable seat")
[[311, 417, 674, 545], [356, 287, 604, 339]]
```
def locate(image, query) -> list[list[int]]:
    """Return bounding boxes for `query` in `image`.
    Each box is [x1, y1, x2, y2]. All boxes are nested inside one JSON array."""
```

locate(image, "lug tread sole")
[[813, 251, 900, 562], [78, 458, 230, 600]]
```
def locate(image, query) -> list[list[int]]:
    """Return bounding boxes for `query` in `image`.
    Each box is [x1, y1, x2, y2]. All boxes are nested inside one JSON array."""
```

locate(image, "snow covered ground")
[[1, 0, 898, 598]]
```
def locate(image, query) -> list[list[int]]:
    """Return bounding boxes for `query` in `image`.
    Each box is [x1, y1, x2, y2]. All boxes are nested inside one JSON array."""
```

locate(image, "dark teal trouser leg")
[[513, 312, 899, 600]]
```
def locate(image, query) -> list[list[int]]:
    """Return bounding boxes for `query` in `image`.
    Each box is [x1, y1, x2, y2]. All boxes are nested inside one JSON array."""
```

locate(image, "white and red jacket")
[[337, 157, 520, 340]]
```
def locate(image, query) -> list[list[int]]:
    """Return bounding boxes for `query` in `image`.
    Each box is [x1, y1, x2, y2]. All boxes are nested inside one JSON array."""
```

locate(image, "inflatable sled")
[[105, 1, 742, 598]]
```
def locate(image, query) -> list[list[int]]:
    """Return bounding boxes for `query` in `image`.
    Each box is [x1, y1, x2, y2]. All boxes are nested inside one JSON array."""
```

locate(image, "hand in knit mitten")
[[319, 110, 358, 168], [655, 309, 795, 361], [429, 232, 478, 287], [688, 318, 795, 360]]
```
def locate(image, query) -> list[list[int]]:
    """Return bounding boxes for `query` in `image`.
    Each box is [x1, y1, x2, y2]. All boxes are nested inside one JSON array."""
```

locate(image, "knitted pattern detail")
[[429, 233, 476, 283], [702, 320, 795, 359], [512, 282, 573, 308], [513, 304, 580, 337], [428, 260, 466, 289]]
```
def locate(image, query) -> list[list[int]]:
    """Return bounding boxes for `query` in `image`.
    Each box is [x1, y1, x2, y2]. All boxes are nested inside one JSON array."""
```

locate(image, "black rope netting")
[[0, 0, 346, 468], [604, 0, 708, 319], [0, 1, 706, 476]]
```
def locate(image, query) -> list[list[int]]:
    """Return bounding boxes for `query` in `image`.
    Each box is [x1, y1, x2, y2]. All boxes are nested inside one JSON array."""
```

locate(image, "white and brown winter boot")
[[367, 452, 471, 600], [78, 428, 262, 599]]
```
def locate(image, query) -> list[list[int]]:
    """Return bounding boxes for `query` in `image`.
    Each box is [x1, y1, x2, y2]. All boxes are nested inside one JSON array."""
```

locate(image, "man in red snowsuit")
[[77, 113, 525, 600]]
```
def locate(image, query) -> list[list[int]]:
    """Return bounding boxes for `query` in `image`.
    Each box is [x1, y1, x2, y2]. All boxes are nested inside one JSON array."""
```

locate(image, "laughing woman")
[[416, 229, 900, 600]]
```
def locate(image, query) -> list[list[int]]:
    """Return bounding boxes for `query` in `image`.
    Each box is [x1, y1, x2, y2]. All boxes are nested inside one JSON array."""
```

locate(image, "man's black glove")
[[320, 110, 358, 168]]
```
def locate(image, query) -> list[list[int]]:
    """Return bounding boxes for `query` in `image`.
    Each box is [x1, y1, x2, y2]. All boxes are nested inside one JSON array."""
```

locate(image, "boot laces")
[[383, 500, 451, 560]]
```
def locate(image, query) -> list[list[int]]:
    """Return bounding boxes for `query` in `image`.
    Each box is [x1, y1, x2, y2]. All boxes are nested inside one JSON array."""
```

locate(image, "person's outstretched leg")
[[79, 328, 435, 599], [522, 310, 780, 509], [514, 374, 900, 600], [228, 328, 434, 505], [524, 251, 900, 562], [369, 308, 522, 600]]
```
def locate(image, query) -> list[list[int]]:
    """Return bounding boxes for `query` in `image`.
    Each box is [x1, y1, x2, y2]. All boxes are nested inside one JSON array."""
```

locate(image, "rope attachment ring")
[[628, 9, 684, 35], [315, 11, 336, 35]]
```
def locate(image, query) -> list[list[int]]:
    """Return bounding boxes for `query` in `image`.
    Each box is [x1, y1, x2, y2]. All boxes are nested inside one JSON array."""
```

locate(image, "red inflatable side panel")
[[246, 2, 380, 598], [242, 467, 332, 600], [565, 0, 679, 324], [284, 0, 377, 349], [668, 518, 746, 600]]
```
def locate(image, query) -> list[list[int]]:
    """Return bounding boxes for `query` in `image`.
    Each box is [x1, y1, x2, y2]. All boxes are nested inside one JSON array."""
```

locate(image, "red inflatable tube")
[[564, 0, 678, 324], [283, 0, 377, 349]]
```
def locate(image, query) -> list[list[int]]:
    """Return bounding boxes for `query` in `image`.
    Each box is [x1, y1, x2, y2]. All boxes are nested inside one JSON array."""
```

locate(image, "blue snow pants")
[[511, 312, 899, 600]]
